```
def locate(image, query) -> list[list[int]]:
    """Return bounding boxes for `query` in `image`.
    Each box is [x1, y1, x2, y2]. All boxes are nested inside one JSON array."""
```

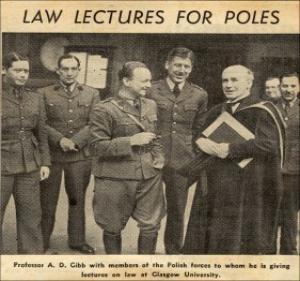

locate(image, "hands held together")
[[196, 137, 229, 159]]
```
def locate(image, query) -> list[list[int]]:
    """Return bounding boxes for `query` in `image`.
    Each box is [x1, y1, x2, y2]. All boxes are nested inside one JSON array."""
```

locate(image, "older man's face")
[[222, 67, 252, 101]]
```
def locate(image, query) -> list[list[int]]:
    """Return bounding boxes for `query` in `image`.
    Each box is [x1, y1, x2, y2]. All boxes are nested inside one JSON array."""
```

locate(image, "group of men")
[[1, 47, 299, 255]]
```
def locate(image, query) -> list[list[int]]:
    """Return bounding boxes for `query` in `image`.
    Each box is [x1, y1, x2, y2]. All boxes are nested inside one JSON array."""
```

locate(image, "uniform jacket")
[[184, 96, 285, 254], [277, 100, 299, 175], [1, 82, 51, 175], [39, 82, 99, 162], [90, 95, 165, 180], [147, 79, 207, 169]]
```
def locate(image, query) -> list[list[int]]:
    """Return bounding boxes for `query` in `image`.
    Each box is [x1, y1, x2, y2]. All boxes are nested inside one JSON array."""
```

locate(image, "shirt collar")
[[166, 77, 185, 91], [60, 81, 77, 93]]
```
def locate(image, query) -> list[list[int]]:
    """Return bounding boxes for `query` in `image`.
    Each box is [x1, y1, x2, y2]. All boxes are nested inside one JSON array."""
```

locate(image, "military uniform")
[[278, 100, 299, 254], [38, 82, 99, 249], [1, 82, 50, 254], [147, 79, 207, 254], [90, 95, 166, 254]]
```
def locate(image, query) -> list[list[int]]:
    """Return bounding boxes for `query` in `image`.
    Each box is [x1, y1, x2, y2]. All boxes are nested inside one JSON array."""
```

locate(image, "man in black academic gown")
[[184, 65, 285, 254]]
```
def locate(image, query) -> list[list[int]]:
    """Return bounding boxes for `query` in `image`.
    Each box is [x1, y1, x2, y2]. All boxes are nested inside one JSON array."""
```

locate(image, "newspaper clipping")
[[1, 0, 299, 280]]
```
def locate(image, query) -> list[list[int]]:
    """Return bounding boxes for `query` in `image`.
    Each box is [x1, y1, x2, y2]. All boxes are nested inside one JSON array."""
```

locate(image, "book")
[[199, 111, 254, 168], [178, 111, 255, 180]]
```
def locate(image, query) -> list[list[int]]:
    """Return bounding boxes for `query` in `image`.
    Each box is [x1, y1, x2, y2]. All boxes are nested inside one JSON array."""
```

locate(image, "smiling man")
[[184, 65, 285, 254], [147, 47, 207, 254], [90, 62, 165, 255], [39, 54, 99, 254]]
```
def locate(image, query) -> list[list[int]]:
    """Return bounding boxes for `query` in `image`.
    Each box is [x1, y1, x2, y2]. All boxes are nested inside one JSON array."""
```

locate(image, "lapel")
[[176, 82, 194, 104], [287, 101, 299, 118], [234, 95, 261, 113], [2, 82, 33, 105], [55, 82, 82, 99], [157, 79, 176, 102], [114, 96, 140, 117]]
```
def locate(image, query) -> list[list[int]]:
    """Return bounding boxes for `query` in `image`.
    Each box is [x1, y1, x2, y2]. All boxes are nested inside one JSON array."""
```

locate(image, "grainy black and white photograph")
[[1, 32, 299, 257]]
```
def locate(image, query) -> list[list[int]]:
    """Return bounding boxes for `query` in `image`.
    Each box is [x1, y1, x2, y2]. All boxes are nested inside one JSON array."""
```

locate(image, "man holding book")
[[184, 65, 285, 254]]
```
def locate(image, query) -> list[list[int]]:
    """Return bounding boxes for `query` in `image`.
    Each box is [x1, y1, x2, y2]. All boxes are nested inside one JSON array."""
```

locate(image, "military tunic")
[[1, 82, 50, 254], [147, 79, 208, 254], [38, 82, 99, 249], [90, 96, 166, 235], [277, 101, 299, 254]]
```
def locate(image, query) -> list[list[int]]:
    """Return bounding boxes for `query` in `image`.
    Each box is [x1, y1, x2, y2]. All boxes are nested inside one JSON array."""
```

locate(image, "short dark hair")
[[57, 54, 80, 68], [266, 76, 280, 82], [280, 72, 299, 82], [118, 61, 148, 81], [166, 47, 195, 65], [2, 52, 29, 69]]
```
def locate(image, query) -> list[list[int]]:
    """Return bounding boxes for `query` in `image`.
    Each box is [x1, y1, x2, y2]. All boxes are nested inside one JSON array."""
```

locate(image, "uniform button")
[[284, 117, 288, 121], [173, 122, 176, 125], [68, 99, 73, 102], [69, 130, 74, 134], [172, 130, 176, 134], [174, 104, 178, 108], [173, 113, 177, 116], [20, 116, 25, 120], [68, 120, 73, 123], [69, 109, 73, 113]]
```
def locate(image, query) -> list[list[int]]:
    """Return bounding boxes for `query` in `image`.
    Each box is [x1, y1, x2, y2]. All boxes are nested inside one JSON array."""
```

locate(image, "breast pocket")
[[46, 102, 63, 121], [184, 103, 198, 122], [78, 100, 91, 119], [113, 118, 139, 137]]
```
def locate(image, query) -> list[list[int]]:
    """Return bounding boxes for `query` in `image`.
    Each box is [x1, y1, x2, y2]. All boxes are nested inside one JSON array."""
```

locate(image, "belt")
[[2, 130, 33, 141]]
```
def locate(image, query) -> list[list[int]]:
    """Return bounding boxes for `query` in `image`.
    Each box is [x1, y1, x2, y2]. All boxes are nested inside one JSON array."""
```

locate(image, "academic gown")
[[183, 96, 285, 254]]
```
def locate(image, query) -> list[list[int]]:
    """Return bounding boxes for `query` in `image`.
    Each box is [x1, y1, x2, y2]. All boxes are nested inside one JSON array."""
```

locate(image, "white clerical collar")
[[166, 77, 185, 91]]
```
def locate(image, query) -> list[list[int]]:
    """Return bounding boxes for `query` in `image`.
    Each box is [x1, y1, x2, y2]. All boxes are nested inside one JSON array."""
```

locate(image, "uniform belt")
[[2, 130, 33, 140]]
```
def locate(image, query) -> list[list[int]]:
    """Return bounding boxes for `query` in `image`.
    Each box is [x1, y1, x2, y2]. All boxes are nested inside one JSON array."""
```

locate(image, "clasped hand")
[[196, 137, 229, 159], [59, 137, 78, 152], [130, 132, 157, 146]]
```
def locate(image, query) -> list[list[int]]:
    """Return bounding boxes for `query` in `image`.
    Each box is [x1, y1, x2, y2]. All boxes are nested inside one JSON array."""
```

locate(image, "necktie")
[[133, 99, 140, 112], [13, 88, 21, 99], [173, 83, 180, 98]]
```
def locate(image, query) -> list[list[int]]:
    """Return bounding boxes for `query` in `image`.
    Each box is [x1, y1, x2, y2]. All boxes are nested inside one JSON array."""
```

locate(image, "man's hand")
[[196, 138, 229, 159], [59, 137, 78, 152], [40, 166, 50, 181], [130, 132, 157, 146]]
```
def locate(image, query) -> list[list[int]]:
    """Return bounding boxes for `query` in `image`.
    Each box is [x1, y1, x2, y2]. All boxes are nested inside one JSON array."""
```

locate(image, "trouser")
[[280, 174, 299, 255], [93, 174, 166, 254], [163, 167, 189, 254], [1, 171, 43, 254], [40, 160, 91, 248]]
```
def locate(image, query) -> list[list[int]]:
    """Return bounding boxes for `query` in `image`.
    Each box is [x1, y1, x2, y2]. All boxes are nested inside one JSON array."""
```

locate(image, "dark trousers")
[[1, 171, 43, 254], [40, 160, 91, 248], [163, 167, 189, 254], [280, 174, 299, 255]]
